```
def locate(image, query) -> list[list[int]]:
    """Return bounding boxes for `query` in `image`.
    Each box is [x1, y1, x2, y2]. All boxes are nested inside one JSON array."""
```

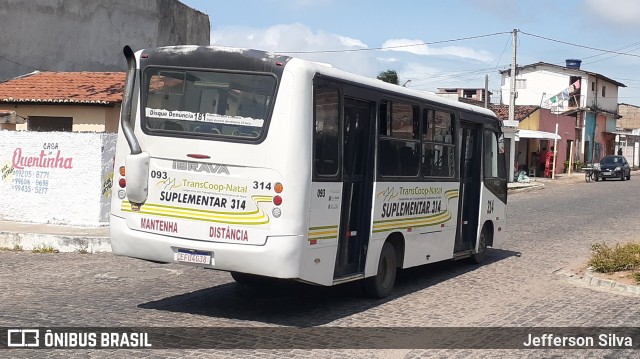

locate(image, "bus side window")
[[314, 86, 340, 177], [399, 144, 419, 176], [379, 139, 399, 176]]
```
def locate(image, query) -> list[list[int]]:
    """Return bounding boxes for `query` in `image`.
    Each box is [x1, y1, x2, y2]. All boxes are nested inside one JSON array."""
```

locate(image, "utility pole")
[[508, 29, 518, 122], [484, 74, 489, 108]]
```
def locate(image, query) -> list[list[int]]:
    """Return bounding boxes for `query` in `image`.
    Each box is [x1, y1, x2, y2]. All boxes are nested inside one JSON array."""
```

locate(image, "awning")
[[517, 129, 561, 140]]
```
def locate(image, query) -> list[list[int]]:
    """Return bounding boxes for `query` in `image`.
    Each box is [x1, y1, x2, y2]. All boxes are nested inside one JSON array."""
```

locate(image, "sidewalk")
[[508, 171, 579, 192], [0, 220, 110, 253]]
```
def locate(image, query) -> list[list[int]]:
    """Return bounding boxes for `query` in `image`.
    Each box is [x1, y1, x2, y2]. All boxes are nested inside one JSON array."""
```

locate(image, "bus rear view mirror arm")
[[122, 45, 142, 155]]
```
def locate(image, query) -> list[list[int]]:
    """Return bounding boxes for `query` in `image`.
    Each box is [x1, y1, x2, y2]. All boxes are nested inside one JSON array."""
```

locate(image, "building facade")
[[0, 72, 124, 132], [500, 61, 625, 164], [0, 0, 210, 82]]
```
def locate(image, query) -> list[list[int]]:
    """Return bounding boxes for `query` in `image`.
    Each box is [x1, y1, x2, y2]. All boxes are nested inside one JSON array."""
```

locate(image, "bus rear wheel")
[[363, 242, 397, 299]]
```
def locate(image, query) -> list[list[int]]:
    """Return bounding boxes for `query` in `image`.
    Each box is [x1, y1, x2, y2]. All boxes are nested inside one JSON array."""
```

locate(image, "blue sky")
[[181, 0, 640, 105]]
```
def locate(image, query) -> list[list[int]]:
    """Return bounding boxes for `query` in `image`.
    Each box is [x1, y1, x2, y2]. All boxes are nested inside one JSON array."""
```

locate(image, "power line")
[[0, 53, 44, 72], [278, 31, 512, 54], [519, 30, 640, 58]]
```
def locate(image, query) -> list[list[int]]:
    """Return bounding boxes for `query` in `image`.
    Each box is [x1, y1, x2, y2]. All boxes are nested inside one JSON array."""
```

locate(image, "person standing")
[[539, 147, 548, 173]]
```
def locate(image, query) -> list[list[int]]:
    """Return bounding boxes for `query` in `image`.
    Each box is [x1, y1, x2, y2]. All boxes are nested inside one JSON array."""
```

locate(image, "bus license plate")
[[174, 249, 212, 265]]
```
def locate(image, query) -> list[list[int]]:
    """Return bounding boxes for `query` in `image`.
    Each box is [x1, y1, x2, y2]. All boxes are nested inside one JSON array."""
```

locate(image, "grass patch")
[[589, 242, 640, 283], [31, 243, 59, 253], [0, 244, 23, 251], [76, 244, 89, 254]]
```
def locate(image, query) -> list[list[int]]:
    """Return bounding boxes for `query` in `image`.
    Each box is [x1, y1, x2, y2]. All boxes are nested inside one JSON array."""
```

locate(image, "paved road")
[[2, 176, 639, 358]]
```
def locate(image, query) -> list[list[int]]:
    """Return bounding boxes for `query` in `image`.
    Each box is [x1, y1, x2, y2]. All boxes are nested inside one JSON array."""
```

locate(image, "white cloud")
[[585, 0, 640, 26], [381, 38, 494, 63], [211, 24, 496, 90], [211, 23, 377, 76]]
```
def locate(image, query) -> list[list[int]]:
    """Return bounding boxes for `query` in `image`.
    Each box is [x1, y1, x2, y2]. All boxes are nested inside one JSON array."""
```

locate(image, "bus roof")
[[306, 59, 498, 118], [140, 45, 498, 120]]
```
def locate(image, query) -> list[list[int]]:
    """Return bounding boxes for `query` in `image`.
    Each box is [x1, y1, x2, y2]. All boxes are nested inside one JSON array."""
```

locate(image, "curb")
[[581, 268, 640, 295], [0, 231, 111, 253], [507, 183, 545, 193], [557, 268, 640, 295]]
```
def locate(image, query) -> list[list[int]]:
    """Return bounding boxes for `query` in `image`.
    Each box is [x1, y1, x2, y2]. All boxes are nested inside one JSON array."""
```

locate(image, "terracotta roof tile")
[[489, 104, 539, 121], [0, 71, 125, 105]]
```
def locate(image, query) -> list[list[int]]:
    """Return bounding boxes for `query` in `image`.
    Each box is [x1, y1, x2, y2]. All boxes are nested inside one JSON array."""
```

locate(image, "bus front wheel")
[[363, 242, 397, 298], [469, 225, 490, 264]]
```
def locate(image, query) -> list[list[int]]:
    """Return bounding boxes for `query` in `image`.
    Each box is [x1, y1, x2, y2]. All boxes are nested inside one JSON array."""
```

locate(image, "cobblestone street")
[[2, 176, 639, 358]]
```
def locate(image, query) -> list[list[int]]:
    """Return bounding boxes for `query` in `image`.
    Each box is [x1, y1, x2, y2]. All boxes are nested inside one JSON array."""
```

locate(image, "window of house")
[[591, 82, 596, 92], [602, 85, 606, 97], [516, 79, 526, 89], [27, 116, 73, 132]]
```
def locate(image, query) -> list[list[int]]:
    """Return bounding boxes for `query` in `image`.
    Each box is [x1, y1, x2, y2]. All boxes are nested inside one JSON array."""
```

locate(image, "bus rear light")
[[187, 153, 210, 159], [273, 195, 282, 206], [119, 166, 126, 176], [272, 207, 281, 218], [119, 178, 126, 188], [274, 182, 283, 193]]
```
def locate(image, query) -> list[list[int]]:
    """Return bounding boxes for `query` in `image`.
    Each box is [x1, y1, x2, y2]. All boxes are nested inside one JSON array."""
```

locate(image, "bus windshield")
[[142, 68, 277, 140]]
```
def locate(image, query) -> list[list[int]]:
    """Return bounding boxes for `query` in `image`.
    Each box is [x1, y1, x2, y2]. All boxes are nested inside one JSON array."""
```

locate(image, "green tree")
[[377, 69, 399, 85]]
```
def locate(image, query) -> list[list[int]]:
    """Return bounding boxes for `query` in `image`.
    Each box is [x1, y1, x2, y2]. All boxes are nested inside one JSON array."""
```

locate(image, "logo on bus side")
[[376, 186, 399, 202], [172, 160, 230, 175]]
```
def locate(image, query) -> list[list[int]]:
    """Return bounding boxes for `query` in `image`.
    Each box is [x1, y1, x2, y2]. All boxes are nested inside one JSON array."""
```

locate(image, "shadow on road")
[[138, 248, 519, 326]]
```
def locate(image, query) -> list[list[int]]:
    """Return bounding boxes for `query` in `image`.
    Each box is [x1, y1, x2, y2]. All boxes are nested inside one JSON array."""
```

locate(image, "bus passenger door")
[[455, 121, 481, 254], [334, 98, 375, 278]]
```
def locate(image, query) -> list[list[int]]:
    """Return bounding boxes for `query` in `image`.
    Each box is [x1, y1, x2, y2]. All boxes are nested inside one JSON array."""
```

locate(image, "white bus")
[[110, 45, 507, 298]]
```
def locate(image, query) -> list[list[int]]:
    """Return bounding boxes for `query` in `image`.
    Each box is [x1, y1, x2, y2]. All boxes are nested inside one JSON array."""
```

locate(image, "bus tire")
[[470, 225, 490, 264], [363, 242, 397, 299]]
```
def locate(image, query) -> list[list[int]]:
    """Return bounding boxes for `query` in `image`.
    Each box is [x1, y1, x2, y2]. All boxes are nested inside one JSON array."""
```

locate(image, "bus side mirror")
[[125, 152, 150, 206]]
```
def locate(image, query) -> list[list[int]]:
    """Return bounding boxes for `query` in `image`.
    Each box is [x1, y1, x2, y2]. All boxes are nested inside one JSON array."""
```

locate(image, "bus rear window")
[[142, 68, 277, 140]]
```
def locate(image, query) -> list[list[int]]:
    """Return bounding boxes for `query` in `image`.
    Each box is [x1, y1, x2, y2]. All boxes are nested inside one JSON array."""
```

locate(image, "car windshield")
[[600, 156, 621, 165]]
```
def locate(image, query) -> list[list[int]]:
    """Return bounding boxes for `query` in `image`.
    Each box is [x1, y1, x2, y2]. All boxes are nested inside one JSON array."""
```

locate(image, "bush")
[[588, 242, 640, 273]]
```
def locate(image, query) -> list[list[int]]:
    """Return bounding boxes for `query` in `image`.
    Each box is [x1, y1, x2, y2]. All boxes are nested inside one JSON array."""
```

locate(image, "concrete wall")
[[618, 104, 640, 129], [0, 0, 210, 81], [585, 75, 620, 114], [538, 110, 576, 174], [11, 104, 120, 132], [0, 131, 116, 226]]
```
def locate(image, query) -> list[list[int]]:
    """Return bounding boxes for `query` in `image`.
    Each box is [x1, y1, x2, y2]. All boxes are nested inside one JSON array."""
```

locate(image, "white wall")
[[584, 74, 620, 114], [501, 69, 573, 106], [501, 66, 620, 114], [0, 131, 116, 226]]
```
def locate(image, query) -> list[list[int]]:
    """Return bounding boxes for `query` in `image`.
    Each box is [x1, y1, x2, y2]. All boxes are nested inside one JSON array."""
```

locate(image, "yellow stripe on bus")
[[373, 212, 452, 232], [120, 195, 273, 225]]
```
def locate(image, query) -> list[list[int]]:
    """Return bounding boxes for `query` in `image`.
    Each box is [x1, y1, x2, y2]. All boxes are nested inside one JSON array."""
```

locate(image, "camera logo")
[[7, 329, 40, 347]]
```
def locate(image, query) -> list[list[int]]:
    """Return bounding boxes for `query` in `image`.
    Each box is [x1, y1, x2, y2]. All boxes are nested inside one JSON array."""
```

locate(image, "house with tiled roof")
[[500, 60, 625, 164], [490, 104, 577, 180], [0, 71, 124, 132]]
